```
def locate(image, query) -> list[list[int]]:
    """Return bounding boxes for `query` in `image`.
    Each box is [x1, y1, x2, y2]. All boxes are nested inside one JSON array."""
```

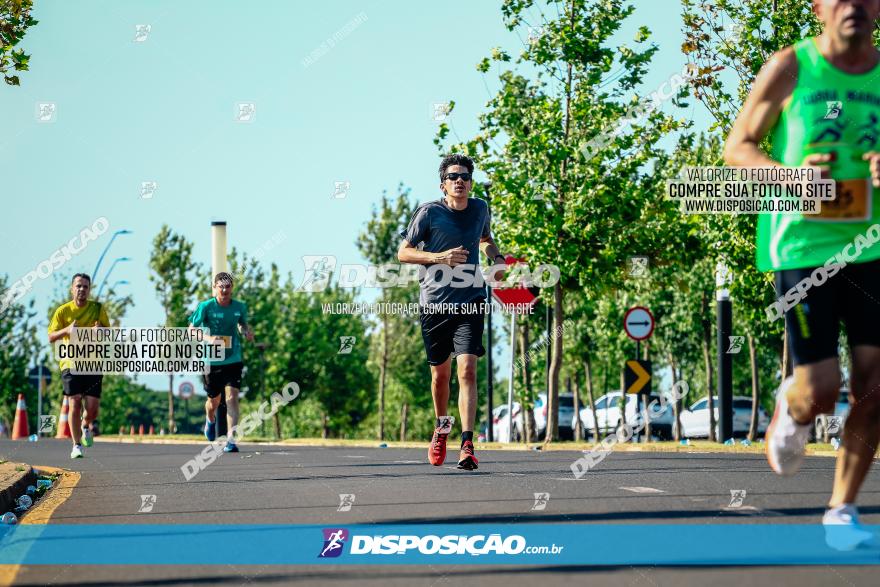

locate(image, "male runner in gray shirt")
[[398, 154, 506, 470]]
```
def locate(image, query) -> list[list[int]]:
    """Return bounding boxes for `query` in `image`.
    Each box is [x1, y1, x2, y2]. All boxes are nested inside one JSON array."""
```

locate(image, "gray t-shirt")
[[400, 198, 491, 306]]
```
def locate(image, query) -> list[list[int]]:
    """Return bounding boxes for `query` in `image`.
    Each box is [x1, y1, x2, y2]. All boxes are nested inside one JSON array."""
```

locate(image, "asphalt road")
[[1, 438, 878, 586]]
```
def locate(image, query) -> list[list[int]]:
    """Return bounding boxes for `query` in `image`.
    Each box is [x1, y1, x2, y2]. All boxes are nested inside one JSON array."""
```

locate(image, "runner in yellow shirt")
[[48, 274, 110, 459]]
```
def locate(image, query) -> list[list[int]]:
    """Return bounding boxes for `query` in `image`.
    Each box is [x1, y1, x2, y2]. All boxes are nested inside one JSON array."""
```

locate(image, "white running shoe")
[[765, 377, 811, 476], [70, 444, 84, 459], [823, 504, 877, 551]]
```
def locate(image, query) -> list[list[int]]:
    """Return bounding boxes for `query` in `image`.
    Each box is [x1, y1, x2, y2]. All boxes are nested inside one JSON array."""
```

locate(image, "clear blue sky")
[[1, 0, 707, 392]]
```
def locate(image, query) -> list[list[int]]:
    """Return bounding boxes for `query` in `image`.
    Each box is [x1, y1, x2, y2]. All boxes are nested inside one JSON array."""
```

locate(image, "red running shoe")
[[428, 416, 455, 466], [457, 440, 479, 470]]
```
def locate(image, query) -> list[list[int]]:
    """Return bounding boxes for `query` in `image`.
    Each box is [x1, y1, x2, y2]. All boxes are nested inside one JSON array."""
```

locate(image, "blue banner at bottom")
[[1, 524, 879, 565]]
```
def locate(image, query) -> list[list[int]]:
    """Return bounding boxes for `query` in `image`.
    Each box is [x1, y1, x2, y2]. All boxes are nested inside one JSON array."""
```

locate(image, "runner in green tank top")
[[725, 0, 880, 550]]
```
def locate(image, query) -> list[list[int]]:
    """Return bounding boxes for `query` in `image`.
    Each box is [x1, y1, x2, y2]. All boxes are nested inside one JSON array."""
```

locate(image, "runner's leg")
[[788, 358, 840, 424], [225, 386, 240, 441], [206, 395, 220, 421], [456, 353, 478, 434], [431, 359, 452, 418], [68, 394, 83, 446], [82, 396, 100, 431], [829, 345, 880, 507]]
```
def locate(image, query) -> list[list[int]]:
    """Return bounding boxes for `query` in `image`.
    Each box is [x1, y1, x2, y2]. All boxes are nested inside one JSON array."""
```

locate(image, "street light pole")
[[716, 262, 733, 443], [480, 182, 494, 442], [92, 230, 132, 282], [96, 257, 131, 298]]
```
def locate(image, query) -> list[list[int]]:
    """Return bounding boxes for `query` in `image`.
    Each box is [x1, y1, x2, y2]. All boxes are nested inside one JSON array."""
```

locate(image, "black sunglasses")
[[444, 172, 472, 182]]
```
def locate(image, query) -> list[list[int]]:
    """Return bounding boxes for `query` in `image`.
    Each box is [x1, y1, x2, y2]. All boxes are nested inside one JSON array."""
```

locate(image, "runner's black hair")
[[439, 154, 474, 180], [71, 273, 91, 285]]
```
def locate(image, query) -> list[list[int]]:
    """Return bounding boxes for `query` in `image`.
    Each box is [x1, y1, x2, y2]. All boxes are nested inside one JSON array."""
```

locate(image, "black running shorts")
[[775, 258, 880, 366], [202, 362, 243, 398], [419, 302, 486, 366], [61, 369, 103, 398]]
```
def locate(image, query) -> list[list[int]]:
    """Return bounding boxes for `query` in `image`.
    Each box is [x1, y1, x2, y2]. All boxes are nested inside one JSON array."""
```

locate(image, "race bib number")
[[810, 179, 872, 222]]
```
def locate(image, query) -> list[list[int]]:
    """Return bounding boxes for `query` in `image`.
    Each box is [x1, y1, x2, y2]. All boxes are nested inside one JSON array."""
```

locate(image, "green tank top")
[[757, 37, 880, 271]]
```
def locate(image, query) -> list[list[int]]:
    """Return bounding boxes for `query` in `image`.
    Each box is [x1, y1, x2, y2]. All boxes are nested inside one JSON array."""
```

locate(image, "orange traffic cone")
[[138, 423, 144, 436], [148, 425, 155, 435], [129, 424, 135, 435], [11, 394, 29, 439], [55, 397, 71, 438]]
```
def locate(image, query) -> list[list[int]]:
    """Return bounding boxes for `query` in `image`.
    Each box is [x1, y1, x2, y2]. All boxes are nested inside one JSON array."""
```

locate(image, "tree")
[[0, 275, 39, 432], [148, 226, 201, 434], [0, 0, 37, 86], [356, 184, 418, 440]]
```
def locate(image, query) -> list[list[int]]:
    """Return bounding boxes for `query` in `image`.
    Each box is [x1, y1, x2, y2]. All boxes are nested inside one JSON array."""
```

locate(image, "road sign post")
[[492, 256, 540, 443], [623, 306, 655, 443]]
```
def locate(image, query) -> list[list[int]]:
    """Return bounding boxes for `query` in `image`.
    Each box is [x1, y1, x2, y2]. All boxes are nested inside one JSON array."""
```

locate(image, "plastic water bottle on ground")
[[679, 439, 689, 446], [1, 512, 18, 525], [740, 439, 751, 447], [723, 438, 735, 446], [28, 434, 38, 442], [25, 485, 36, 496], [831, 438, 841, 450], [37, 479, 52, 489], [16, 495, 32, 509]]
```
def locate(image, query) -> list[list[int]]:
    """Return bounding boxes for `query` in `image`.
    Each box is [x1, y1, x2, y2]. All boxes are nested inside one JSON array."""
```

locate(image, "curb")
[[0, 463, 37, 516]]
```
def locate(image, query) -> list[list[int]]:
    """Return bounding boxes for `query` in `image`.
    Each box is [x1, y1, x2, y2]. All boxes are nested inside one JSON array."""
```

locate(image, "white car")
[[534, 393, 576, 440], [493, 402, 524, 443], [814, 388, 849, 440], [574, 391, 674, 440], [679, 396, 769, 439]]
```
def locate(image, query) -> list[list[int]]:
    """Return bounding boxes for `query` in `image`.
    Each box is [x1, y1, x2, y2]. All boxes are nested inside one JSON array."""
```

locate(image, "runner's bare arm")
[[479, 235, 503, 264], [724, 48, 799, 168], [397, 239, 468, 266], [48, 320, 76, 343]]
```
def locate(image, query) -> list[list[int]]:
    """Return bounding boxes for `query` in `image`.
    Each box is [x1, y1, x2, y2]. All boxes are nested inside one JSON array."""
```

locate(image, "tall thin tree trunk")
[[572, 373, 581, 441], [702, 292, 716, 442], [545, 284, 564, 444], [782, 322, 792, 378], [168, 373, 175, 434], [400, 402, 408, 442], [748, 334, 760, 441], [584, 356, 599, 443], [668, 352, 681, 441], [519, 321, 536, 443], [321, 413, 329, 439], [379, 313, 388, 440]]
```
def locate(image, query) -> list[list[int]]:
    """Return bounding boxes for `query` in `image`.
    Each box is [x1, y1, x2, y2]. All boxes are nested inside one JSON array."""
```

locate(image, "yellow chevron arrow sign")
[[624, 359, 652, 394]]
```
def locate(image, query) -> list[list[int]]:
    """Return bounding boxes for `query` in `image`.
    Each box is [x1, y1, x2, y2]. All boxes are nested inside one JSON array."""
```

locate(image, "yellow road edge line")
[[0, 467, 80, 587]]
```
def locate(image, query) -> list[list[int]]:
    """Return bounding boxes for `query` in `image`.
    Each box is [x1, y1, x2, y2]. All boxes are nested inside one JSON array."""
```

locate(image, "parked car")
[[494, 402, 525, 443], [534, 393, 577, 440], [814, 388, 849, 441], [679, 396, 769, 439], [574, 391, 674, 440]]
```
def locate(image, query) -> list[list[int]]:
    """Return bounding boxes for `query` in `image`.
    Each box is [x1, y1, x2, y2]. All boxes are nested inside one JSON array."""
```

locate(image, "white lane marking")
[[619, 486, 665, 494], [343, 455, 366, 459], [393, 460, 423, 464]]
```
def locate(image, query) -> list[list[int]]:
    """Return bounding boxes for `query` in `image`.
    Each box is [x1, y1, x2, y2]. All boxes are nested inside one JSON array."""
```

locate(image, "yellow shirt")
[[49, 300, 111, 371]]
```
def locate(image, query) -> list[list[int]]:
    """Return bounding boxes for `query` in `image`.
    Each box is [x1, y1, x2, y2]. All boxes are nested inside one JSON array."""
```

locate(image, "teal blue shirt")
[[188, 298, 248, 365]]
